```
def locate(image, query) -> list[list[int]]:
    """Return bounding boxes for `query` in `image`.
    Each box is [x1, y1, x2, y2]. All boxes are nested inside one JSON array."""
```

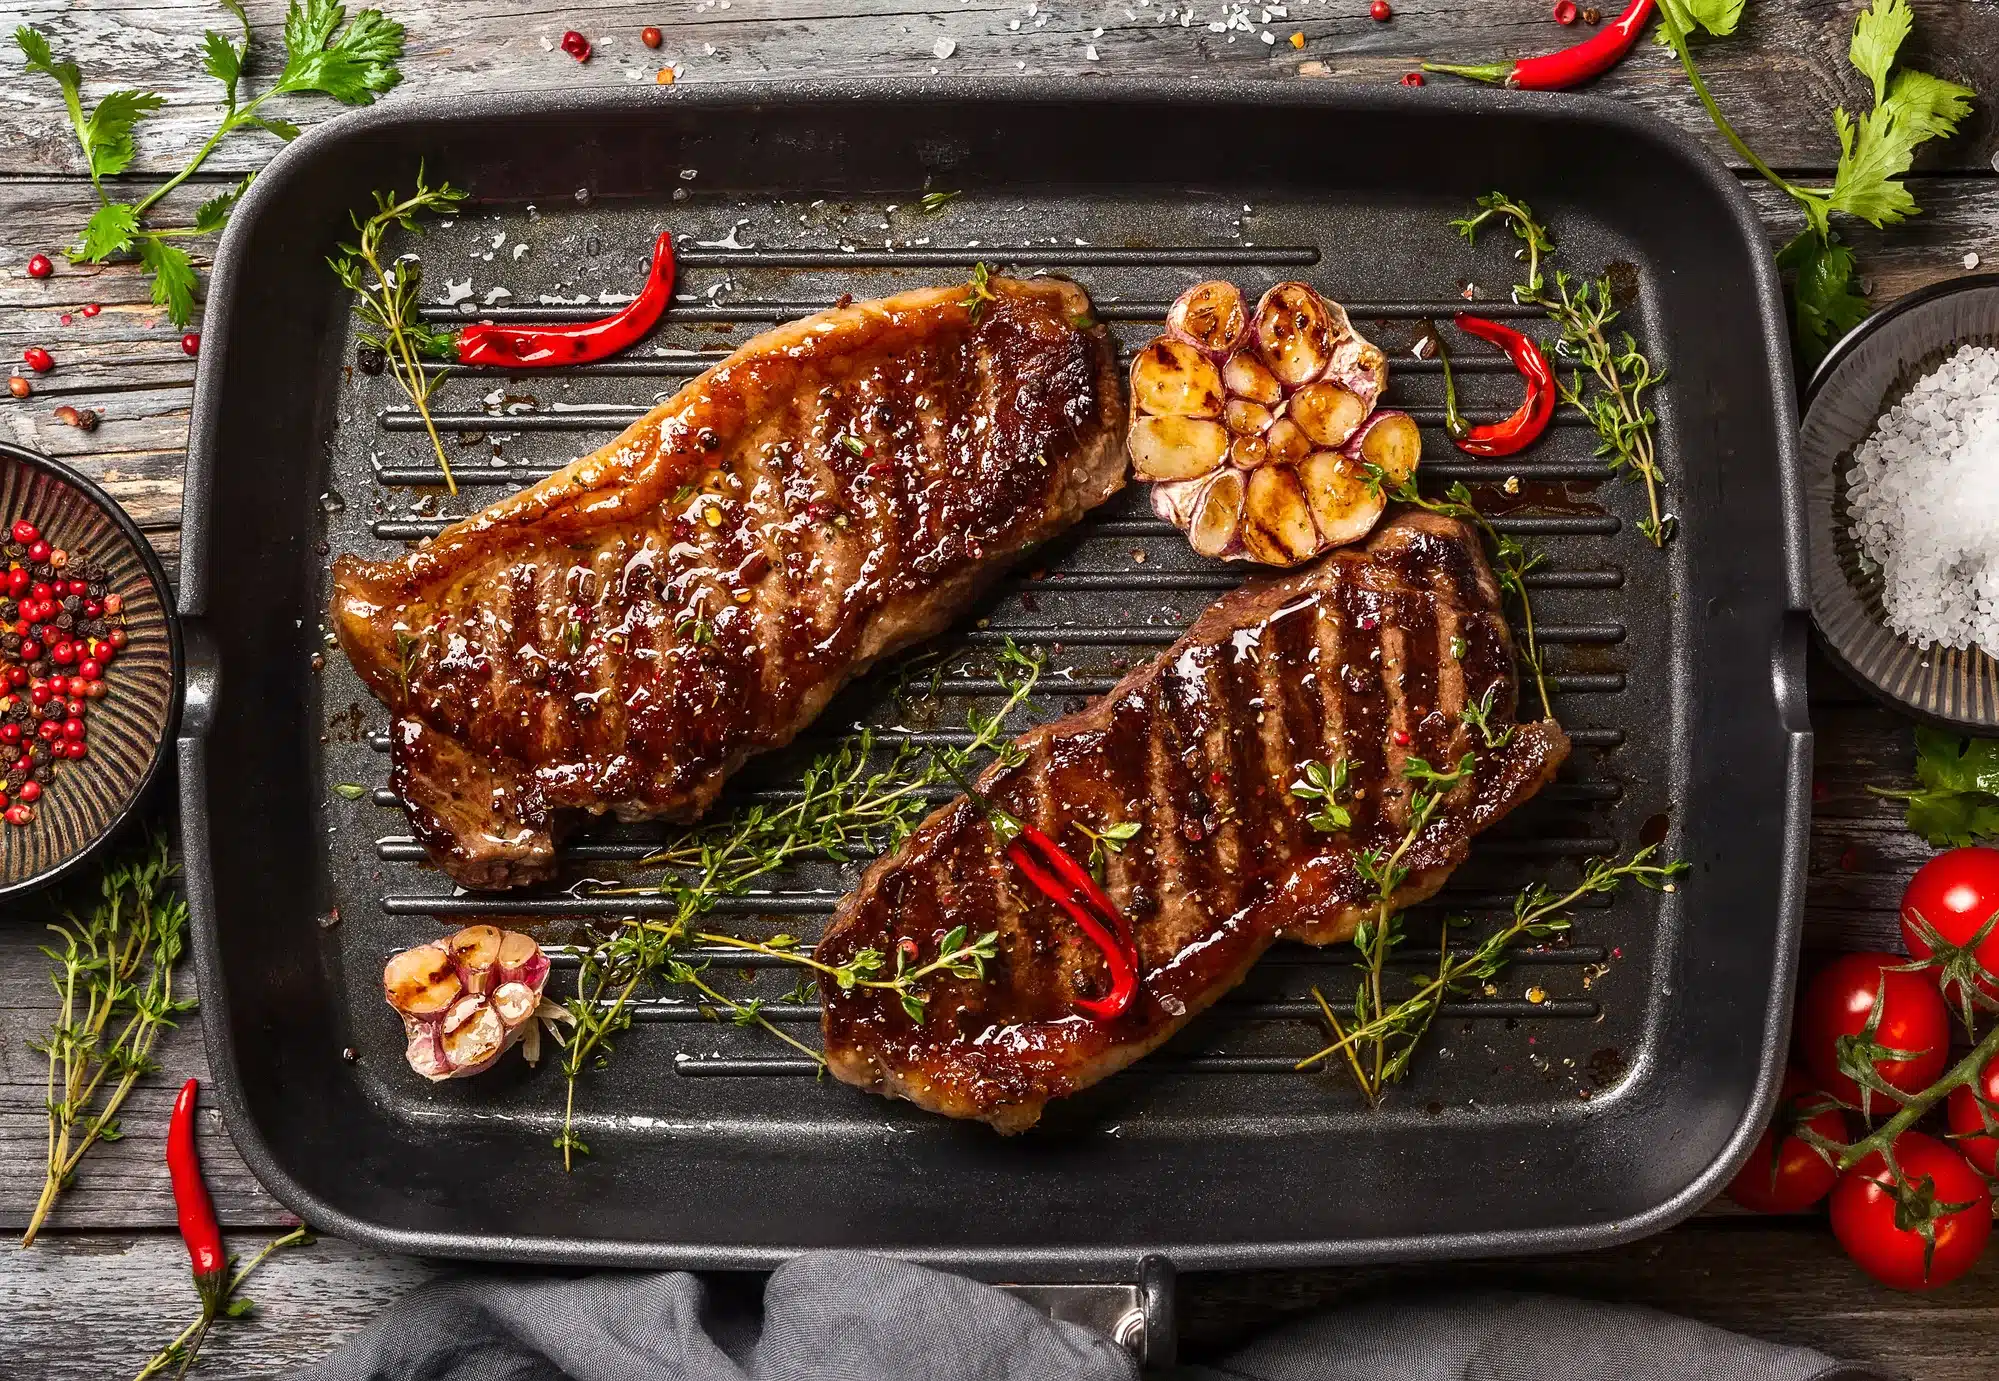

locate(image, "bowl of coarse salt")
[[1804, 275, 1999, 729]]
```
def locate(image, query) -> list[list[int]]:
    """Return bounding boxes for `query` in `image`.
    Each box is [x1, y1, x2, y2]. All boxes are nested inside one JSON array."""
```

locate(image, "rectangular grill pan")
[[181, 82, 1810, 1281]]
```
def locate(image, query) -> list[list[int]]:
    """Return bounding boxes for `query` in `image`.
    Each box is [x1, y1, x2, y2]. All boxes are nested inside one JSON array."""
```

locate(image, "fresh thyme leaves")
[[131, 1225, 314, 1381], [918, 189, 962, 213], [1453, 193, 1671, 546], [1074, 821, 1143, 880], [329, 168, 468, 494], [962, 261, 998, 323], [838, 434, 869, 458], [1289, 758, 1354, 833], [22, 831, 192, 1247], [1460, 684, 1515, 750], [15, 2, 407, 326], [676, 616, 715, 647], [1299, 846, 1688, 1098], [1655, 0, 1974, 367], [563, 619, 587, 656], [332, 782, 368, 800], [391, 630, 421, 697], [1389, 477, 1553, 722], [550, 642, 1043, 1167]]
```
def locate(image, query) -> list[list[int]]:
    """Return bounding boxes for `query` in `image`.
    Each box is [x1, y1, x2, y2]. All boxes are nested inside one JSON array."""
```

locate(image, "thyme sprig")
[[22, 831, 192, 1247], [550, 642, 1042, 1167], [1453, 193, 1672, 547], [131, 1225, 313, 1380], [1073, 821, 1143, 879], [1460, 684, 1514, 750], [1387, 477, 1552, 722], [1337, 753, 1476, 1100], [1300, 846, 1688, 1097], [1288, 758, 1353, 833], [688, 925, 1001, 1024], [329, 168, 468, 494], [962, 261, 998, 324]]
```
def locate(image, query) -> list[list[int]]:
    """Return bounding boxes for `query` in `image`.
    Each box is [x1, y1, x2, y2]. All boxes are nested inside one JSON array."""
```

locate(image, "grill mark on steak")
[[332, 278, 1123, 889], [817, 510, 1571, 1131]]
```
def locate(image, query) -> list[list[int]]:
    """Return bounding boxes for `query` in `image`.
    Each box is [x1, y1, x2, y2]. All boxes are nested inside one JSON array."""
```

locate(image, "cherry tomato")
[[1946, 1053, 1999, 1178], [1798, 952, 1950, 1112], [1831, 1131, 1992, 1291], [1726, 1067, 1848, 1214], [1901, 846, 1999, 1007]]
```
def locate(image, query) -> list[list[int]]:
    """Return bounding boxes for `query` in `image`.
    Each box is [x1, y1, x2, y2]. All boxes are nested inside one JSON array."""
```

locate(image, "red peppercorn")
[[36, 721, 58, 742], [81, 303, 100, 318], [1370, 0, 1392, 16], [103, 593, 123, 616], [5, 803, 28, 826], [0, 725, 19, 746], [46, 643, 68, 667], [61, 718, 84, 741], [1399, 71, 1425, 86], [560, 29, 592, 60], [25, 255, 53, 279], [20, 643, 41, 665], [1553, 0, 1579, 21], [78, 659, 102, 681], [27, 682, 49, 705], [29, 583, 49, 603], [82, 600, 101, 619], [19, 780, 40, 803], [1392, 728, 1411, 747], [11, 520, 36, 544], [48, 548, 64, 569], [108, 627, 129, 649], [59, 314, 73, 327], [6, 377, 28, 399], [27, 542, 48, 564], [65, 740, 84, 760], [6, 667, 24, 688], [5, 570, 24, 597], [181, 333, 200, 357], [64, 697, 82, 717], [22, 348, 53, 373], [83, 680, 107, 700], [641, 25, 662, 46], [66, 579, 85, 597]]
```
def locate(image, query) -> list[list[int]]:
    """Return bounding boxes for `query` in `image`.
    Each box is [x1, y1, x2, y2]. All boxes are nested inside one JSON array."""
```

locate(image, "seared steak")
[[818, 511, 1570, 1131], [333, 278, 1123, 889]]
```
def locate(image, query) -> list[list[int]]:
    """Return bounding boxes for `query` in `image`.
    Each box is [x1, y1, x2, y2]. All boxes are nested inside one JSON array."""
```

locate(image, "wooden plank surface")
[[4, 0, 1999, 1376]]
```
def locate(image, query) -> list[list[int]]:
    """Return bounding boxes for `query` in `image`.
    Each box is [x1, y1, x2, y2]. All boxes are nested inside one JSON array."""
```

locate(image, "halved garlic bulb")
[[385, 924, 552, 1081], [1131, 280, 1418, 566]]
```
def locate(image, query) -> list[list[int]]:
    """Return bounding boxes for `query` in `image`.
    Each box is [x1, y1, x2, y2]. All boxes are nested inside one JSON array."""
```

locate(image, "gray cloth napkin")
[[293, 1251, 1888, 1381]]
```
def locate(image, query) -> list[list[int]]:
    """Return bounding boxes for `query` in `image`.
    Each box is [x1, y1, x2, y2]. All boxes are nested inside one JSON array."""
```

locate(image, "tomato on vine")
[[1726, 1067, 1848, 1214], [1946, 1052, 1999, 1178], [1831, 1131, 1992, 1291], [1797, 952, 1950, 1114], [1901, 846, 1999, 1027]]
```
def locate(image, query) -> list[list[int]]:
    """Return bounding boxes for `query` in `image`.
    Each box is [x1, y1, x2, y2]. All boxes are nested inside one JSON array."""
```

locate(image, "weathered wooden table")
[[5, 3, 1999, 1376]]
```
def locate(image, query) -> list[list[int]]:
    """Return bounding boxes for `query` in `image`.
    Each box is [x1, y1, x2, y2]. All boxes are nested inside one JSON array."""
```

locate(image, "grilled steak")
[[818, 510, 1570, 1130], [333, 278, 1123, 889]]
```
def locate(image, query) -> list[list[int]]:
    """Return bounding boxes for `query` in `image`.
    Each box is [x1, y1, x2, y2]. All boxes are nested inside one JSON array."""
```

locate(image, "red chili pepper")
[[167, 1078, 228, 1314], [940, 759, 1139, 1020], [1424, 0, 1652, 89], [1440, 315, 1554, 458], [455, 231, 675, 368]]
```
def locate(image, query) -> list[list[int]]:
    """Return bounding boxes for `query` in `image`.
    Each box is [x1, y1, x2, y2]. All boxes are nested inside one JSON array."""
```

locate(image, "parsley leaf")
[[274, 0, 406, 105], [139, 237, 198, 327], [1656, 0, 1743, 39], [1849, 0, 1912, 108], [1872, 728, 1999, 848], [194, 176, 254, 234], [73, 203, 140, 263], [1775, 229, 1871, 364], [80, 89, 166, 180]]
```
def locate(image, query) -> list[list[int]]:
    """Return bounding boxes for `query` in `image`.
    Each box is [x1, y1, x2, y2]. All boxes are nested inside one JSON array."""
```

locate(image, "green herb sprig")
[[21, 831, 192, 1247], [1288, 758, 1353, 833], [1073, 821, 1143, 879], [1655, 0, 1974, 367], [550, 642, 1042, 1167], [1868, 727, 1999, 848], [131, 1225, 313, 1379], [962, 261, 998, 323], [1300, 846, 1687, 1096], [1452, 194, 1670, 546], [329, 169, 468, 494], [14, 1, 407, 326]]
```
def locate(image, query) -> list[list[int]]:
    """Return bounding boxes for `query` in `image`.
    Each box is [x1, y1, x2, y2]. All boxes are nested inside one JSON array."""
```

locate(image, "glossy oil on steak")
[[332, 278, 1123, 889], [818, 511, 1570, 1131]]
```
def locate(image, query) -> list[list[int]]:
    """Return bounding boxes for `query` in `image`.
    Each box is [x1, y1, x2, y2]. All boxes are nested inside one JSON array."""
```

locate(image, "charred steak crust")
[[817, 511, 1571, 1132], [332, 279, 1124, 890]]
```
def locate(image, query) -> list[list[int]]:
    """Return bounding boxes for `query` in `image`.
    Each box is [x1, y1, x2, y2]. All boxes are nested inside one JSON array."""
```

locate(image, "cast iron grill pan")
[[181, 85, 1809, 1276]]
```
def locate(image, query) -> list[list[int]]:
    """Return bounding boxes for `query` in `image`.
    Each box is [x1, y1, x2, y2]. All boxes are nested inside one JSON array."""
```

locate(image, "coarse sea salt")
[[1846, 343, 1999, 655]]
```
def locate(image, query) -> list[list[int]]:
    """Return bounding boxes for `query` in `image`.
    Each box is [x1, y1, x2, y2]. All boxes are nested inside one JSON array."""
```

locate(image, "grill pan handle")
[[999, 1254, 1175, 1368], [178, 618, 222, 741]]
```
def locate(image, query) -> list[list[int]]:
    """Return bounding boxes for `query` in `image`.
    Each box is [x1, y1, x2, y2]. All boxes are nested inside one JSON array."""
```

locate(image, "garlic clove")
[[384, 943, 462, 1017], [1130, 340, 1226, 418], [1130, 415, 1229, 481], [1165, 280, 1249, 356]]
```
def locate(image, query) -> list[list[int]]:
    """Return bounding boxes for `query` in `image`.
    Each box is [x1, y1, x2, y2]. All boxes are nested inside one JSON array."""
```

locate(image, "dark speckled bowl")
[[1803, 275, 1999, 732], [0, 442, 180, 898]]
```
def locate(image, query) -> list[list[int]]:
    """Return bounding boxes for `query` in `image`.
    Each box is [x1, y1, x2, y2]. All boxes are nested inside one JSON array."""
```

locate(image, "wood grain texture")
[[0, 0, 1994, 177]]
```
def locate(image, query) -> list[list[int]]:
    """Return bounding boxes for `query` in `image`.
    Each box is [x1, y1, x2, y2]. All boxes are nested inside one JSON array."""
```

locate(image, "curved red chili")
[[940, 760, 1140, 1020], [167, 1078, 228, 1311], [1445, 314, 1555, 458], [456, 231, 675, 368], [1425, 0, 1653, 90]]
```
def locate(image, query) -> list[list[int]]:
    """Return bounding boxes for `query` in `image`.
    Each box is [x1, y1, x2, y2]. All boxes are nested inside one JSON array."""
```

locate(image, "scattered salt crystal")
[[1966, 251, 1983, 270], [513, 244, 529, 261], [441, 278, 474, 305], [1847, 344, 1999, 656], [1261, 29, 1275, 42], [934, 36, 956, 57], [1085, 42, 1099, 59], [482, 286, 512, 304]]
